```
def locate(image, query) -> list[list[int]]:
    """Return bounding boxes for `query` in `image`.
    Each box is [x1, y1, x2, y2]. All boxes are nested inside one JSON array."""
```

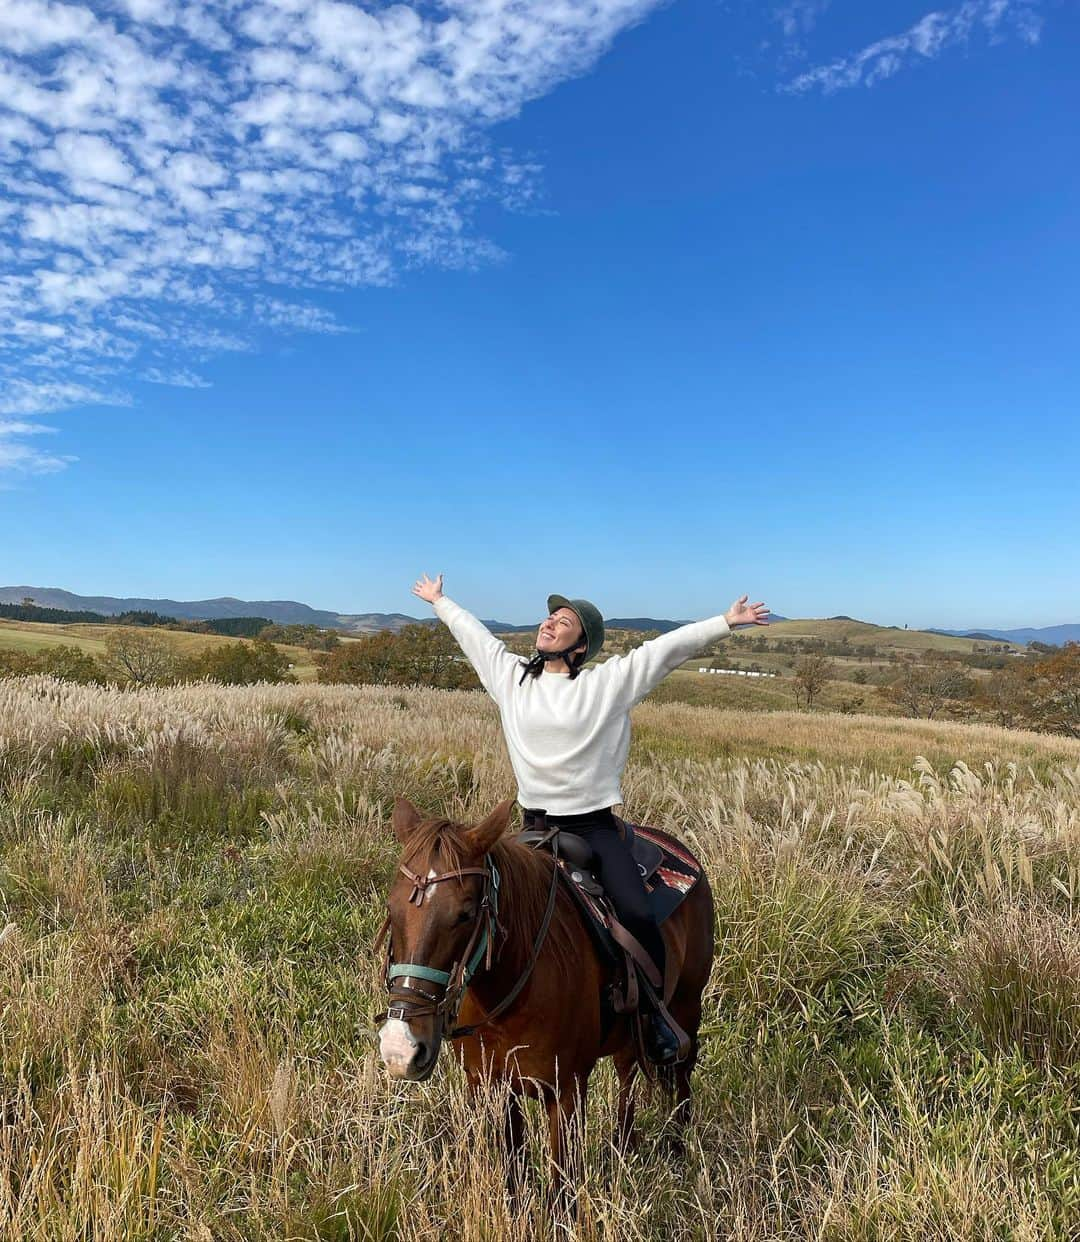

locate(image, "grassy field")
[[0, 677, 1078, 1238], [0, 618, 322, 680], [654, 668, 887, 716], [758, 618, 1022, 654]]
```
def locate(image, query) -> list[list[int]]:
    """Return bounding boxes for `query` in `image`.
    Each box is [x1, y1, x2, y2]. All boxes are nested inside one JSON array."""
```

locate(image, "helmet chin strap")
[[518, 641, 586, 686], [538, 644, 582, 664]]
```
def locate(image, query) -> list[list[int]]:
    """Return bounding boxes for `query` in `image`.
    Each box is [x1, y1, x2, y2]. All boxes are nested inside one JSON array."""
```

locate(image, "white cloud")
[[0, 0, 664, 468], [253, 296, 353, 333], [784, 0, 1043, 94], [140, 366, 212, 387], [0, 415, 68, 474], [775, 1, 831, 42], [0, 399, 94, 475], [0, 379, 131, 415], [48, 131, 137, 186], [0, 436, 75, 474]]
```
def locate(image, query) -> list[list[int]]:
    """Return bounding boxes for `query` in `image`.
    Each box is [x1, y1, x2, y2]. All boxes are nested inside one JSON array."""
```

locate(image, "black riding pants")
[[523, 807, 666, 980]]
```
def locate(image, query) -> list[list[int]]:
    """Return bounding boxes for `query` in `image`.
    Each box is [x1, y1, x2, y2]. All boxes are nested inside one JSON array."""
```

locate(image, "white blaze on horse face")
[[379, 1018, 418, 1077], [380, 868, 445, 1076], [420, 868, 438, 904]]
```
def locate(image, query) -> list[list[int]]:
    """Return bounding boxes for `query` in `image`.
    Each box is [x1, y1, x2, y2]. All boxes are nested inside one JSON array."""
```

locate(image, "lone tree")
[[1023, 642, 1080, 738], [976, 665, 1031, 729], [793, 655, 834, 709], [104, 629, 181, 686], [883, 653, 973, 720]]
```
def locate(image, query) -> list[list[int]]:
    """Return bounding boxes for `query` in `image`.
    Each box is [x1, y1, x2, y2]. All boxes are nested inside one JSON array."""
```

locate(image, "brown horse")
[[376, 797, 714, 1174]]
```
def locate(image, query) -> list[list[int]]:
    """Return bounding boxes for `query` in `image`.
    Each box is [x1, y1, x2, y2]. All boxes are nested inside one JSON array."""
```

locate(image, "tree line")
[[2, 619, 1075, 739], [785, 646, 1079, 736], [0, 633, 295, 687], [2, 599, 340, 649]]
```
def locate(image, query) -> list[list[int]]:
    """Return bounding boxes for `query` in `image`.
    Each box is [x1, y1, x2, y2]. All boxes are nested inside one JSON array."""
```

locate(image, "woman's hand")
[[412, 572, 444, 604], [724, 595, 769, 627]]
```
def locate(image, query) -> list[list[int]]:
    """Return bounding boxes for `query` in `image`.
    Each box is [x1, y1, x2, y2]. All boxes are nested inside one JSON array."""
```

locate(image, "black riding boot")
[[641, 983, 681, 1065]]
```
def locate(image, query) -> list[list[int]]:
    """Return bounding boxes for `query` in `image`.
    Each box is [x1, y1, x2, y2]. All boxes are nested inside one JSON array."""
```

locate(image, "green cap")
[[547, 594, 605, 665]]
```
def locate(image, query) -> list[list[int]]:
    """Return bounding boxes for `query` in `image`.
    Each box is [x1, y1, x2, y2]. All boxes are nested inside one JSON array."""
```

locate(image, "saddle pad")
[[635, 823, 703, 923]]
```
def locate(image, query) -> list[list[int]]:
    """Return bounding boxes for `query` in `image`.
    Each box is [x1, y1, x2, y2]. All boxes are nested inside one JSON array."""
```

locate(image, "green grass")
[[0, 680, 1077, 1238]]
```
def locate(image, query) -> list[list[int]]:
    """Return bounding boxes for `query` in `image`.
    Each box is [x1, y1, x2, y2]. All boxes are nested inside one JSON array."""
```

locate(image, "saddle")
[[515, 814, 703, 1065], [517, 816, 700, 928]]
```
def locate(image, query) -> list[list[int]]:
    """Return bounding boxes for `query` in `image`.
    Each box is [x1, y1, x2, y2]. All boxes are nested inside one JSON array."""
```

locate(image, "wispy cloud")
[[783, 0, 1043, 94], [0, 416, 75, 475], [774, 1, 832, 46], [140, 367, 212, 388], [0, 0, 664, 462], [0, 379, 131, 417]]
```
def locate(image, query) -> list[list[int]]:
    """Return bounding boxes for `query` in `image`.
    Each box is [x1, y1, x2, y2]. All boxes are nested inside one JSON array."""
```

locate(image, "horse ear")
[[463, 799, 514, 858], [392, 798, 423, 843]]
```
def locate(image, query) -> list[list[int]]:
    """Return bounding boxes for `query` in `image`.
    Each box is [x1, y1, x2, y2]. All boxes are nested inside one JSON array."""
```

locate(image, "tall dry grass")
[[0, 676, 1078, 1238]]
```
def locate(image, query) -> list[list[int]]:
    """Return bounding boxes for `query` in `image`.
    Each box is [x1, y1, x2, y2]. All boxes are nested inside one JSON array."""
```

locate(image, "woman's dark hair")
[[518, 644, 587, 685]]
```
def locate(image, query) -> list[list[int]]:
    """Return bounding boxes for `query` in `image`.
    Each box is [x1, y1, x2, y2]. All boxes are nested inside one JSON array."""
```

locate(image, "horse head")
[[377, 796, 513, 1082]]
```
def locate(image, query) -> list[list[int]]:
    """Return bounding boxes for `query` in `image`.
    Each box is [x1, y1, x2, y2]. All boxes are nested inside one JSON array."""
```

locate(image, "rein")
[[375, 843, 561, 1041]]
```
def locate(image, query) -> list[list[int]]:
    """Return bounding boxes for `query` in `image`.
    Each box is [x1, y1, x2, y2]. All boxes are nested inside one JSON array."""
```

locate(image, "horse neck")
[[469, 839, 562, 1003]]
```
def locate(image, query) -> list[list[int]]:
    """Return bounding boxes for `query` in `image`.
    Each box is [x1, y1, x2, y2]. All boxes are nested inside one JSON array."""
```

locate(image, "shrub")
[[0, 645, 106, 684], [191, 638, 296, 685], [318, 624, 479, 690]]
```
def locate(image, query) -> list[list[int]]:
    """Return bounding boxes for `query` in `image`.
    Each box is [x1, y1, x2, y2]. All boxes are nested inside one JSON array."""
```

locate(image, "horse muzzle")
[[378, 1017, 443, 1082]]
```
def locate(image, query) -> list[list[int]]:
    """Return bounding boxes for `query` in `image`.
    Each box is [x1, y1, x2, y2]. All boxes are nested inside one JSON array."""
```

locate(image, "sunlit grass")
[[0, 677, 1077, 1237]]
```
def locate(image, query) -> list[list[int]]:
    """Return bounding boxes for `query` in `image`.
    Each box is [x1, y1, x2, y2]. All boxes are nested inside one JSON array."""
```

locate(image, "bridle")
[[375, 843, 560, 1042], [375, 858, 499, 1036]]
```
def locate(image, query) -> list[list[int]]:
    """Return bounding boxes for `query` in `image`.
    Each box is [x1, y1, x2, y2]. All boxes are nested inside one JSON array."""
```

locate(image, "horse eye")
[[456, 907, 474, 925]]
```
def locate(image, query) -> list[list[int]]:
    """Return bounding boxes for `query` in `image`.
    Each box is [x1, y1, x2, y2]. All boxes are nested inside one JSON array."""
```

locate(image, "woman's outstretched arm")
[[602, 595, 770, 707], [412, 573, 518, 700]]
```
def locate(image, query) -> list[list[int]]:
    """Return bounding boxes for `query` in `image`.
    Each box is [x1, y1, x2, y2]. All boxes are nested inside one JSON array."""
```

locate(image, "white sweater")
[[432, 596, 731, 814]]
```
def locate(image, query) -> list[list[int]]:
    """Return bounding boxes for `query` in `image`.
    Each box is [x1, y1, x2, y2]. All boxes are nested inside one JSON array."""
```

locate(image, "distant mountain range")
[[0, 586, 439, 634], [0, 586, 731, 635], [2, 587, 1072, 645], [930, 625, 1080, 646]]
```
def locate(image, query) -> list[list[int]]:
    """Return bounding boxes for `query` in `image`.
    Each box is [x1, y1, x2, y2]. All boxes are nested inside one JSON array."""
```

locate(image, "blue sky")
[[1, 0, 1077, 629]]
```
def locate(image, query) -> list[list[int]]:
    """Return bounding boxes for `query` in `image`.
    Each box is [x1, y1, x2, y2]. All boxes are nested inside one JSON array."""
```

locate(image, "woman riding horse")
[[410, 573, 769, 1063]]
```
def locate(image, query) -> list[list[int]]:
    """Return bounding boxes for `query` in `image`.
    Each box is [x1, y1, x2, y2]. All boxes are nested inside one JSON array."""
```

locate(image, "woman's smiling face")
[[536, 607, 585, 656]]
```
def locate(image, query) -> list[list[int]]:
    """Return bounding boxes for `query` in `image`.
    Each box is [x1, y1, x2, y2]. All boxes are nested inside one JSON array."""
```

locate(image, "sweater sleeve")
[[432, 596, 518, 702], [600, 615, 732, 707]]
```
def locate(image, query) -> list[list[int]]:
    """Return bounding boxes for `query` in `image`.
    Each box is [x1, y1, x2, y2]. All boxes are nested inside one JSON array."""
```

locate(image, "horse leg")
[[612, 1047, 639, 1154], [502, 1091, 529, 1197], [544, 1075, 585, 1211], [665, 995, 702, 1157]]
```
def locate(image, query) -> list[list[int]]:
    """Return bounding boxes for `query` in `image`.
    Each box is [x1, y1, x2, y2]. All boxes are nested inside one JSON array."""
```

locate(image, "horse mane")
[[402, 818, 582, 981]]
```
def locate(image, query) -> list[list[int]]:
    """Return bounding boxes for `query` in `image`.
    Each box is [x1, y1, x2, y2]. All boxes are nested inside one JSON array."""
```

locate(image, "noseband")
[[375, 845, 560, 1042]]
